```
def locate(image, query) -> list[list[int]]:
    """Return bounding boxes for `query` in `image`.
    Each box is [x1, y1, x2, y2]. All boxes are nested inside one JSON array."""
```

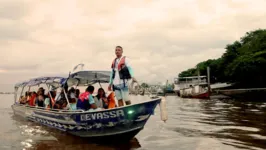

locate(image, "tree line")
[[140, 83, 175, 89], [179, 29, 266, 88]]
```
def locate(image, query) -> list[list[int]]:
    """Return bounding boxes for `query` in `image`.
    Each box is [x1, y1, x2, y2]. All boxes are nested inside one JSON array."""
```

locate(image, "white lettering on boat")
[[80, 110, 125, 121]]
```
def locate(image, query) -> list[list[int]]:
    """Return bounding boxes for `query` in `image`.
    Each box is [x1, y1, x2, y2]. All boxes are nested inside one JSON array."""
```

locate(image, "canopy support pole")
[[98, 80, 102, 88], [63, 88, 72, 110], [14, 87, 18, 104], [74, 80, 80, 90], [45, 83, 53, 109], [18, 86, 25, 104]]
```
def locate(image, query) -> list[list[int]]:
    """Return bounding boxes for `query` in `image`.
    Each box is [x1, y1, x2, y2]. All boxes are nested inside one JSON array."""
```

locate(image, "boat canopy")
[[14, 77, 66, 88], [14, 70, 111, 88], [66, 70, 111, 87]]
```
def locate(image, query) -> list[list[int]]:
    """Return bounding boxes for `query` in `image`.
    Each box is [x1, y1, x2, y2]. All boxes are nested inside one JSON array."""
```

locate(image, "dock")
[[213, 88, 266, 101]]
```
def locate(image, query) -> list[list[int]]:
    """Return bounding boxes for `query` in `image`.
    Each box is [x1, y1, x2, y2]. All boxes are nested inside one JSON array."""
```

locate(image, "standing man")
[[108, 46, 136, 107]]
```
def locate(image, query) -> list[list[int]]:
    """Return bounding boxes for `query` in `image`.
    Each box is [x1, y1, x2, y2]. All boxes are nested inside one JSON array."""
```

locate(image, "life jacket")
[[76, 92, 90, 110], [111, 56, 131, 86], [29, 94, 36, 106], [107, 92, 116, 109]]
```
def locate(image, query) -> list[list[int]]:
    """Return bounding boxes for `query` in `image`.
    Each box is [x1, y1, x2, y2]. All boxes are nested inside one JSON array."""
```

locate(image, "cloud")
[[0, 0, 30, 20], [0, 64, 40, 71], [0, 0, 266, 87], [0, 69, 7, 73]]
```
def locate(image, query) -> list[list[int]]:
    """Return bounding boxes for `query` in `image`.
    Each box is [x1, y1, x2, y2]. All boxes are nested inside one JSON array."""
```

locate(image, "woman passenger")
[[19, 96, 26, 104], [94, 88, 108, 109], [75, 89, 80, 98], [26, 92, 32, 105], [68, 87, 77, 110], [44, 91, 56, 109], [29, 92, 37, 106], [20, 92, 29, 104], [35, 89, 45, 107]]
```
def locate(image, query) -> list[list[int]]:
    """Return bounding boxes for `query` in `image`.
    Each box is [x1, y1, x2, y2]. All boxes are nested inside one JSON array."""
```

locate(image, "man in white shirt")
[[108, 46, 136, 107]]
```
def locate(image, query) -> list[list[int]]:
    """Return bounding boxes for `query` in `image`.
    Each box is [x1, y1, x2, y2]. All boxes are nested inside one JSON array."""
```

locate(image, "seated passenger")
[[29, 92, 37, 106], [20, 92, 30, 104], [19, 96, 27, 104], [75, 89, 80, 98], [27, 92, 32, 105], [94, 88, 108, 109], [67, 87, 77, 110], [54, 89, 67, 109], [54, 92, 67, 109], [77, 85, 100, 111], [35, 90, 45, 107], [44, 91, 56, 109]]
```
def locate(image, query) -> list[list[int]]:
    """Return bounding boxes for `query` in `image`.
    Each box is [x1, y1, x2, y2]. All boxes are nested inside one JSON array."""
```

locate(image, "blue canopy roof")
[[14, 77, 66, 88], [14, 70, 111, 88]]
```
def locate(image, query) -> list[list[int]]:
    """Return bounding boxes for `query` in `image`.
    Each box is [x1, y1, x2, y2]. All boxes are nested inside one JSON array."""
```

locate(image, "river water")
[[0, 94, 265, 150]]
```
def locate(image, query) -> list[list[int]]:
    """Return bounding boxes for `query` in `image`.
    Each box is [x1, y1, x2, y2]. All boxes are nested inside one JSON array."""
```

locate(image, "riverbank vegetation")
[[179, 29, 266, 88]]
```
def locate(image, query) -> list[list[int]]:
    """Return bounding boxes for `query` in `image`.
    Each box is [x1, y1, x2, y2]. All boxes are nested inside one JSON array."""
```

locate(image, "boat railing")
[[13, 97, 162, 114], [175, 79, 207, 85]]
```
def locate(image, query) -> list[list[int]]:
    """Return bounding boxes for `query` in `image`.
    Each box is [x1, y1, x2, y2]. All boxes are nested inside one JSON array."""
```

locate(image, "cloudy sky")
[[0, 0, 266, 91]]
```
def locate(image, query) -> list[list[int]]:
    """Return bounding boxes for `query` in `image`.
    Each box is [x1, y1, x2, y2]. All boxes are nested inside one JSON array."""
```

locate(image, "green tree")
[[178, 68, 197, 77], [141, 83, 149, 88], [178, 28, 266, 88]]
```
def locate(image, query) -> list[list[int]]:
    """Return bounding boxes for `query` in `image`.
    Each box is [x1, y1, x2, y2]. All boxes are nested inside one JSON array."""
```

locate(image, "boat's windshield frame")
[[66, 70, 111, 87]]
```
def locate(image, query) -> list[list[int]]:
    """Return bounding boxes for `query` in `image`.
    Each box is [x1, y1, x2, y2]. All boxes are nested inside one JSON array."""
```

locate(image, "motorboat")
[[11, 70, 167, 142]]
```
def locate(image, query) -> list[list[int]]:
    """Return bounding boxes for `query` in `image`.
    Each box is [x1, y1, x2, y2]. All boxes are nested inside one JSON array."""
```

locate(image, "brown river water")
[[0, 94, 265, 150]]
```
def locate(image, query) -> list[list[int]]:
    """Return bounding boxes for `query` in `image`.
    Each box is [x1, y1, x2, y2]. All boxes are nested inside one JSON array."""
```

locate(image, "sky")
[[0, 0, 266, 91]]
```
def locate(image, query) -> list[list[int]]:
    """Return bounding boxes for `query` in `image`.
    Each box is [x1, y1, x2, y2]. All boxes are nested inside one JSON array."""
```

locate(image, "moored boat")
[[180, 90, 210, 99], [11, 70, 165, 142], [174, 76, 210, 99]]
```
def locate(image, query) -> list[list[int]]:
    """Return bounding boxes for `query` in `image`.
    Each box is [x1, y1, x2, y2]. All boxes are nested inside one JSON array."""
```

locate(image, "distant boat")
[[174, 76, 210, 99], [11, 70, 165, 142]]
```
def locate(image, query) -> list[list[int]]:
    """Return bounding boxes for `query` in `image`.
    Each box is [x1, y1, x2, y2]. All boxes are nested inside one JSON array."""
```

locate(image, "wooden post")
[[197, 68, 200, 84], [207, 67, 211, 94], [164, 80, 168, 96]]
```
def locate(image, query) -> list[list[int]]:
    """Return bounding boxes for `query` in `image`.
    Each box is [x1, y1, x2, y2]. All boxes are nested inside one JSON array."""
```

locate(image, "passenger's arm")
[[90, 103, 97, 109], [125, 57, 134, 77], [88, 94, 97, 109], [109, 69, 114, 85], [44, 98, 50, 108], [35, 97, 38, 106], [108, 70, 114, 91], [125, 57, 136, 82]]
